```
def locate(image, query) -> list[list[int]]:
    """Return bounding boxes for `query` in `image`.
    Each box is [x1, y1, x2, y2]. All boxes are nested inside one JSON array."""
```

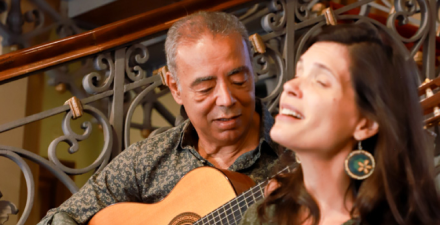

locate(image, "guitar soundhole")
[[169, 212, 201, 225]]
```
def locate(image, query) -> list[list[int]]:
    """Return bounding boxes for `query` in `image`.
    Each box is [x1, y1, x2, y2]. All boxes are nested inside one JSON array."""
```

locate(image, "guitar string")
[[207, 186, 264, 225], [195, 166, 292, 225], [196, 181, 266, 225], [197, 188, 263, 225], [194, 182, 262, 225]]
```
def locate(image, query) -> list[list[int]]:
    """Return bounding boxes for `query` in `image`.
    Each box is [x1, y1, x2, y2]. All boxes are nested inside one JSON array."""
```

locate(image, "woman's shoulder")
[[240, 200, 358, 225]]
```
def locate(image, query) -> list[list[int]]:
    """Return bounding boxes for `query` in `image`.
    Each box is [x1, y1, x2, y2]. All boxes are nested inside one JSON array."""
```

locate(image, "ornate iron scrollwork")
[[83, 53, 116, 95], [0, 190, 18, 225], [262, 0, 287, 33], [48, 105, 113, 175], [125, 44, 150, 82], [387, 0, 430, 57], [124, 75, 164, 148], [0, 0, 80, 47], [0, 150, 34, 225]]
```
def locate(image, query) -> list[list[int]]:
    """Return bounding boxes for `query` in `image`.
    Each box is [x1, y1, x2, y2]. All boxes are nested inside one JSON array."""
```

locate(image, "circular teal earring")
[[344, 141, 375, 180]]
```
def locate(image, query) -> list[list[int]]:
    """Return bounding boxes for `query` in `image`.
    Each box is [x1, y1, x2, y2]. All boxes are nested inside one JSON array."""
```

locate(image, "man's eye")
[[233, 81, 246, 85], [231, 77, 247, 86], [230, 73, 248, 86], [199, 87, 213, 93]]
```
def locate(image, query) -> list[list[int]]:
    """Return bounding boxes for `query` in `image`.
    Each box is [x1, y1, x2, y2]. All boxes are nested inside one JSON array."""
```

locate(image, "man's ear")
[[353, 117, 379, 141], [166, 71, 183, 105]]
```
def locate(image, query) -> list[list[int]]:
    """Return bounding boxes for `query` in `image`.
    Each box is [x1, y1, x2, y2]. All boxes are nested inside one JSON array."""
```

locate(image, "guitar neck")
[[194, 180, 268, 225], [194, 166, 292, 225]]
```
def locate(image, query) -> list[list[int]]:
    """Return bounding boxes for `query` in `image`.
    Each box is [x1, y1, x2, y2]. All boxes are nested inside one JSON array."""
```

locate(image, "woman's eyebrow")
[[314, 62, 337, 79]]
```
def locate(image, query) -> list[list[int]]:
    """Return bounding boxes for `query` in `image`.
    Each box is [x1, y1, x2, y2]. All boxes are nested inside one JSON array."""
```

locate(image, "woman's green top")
[[239, 201, 358, 225]]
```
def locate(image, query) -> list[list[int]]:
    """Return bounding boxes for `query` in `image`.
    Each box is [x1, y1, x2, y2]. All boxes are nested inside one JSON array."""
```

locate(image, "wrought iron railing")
[[0, 0, 81, 48], [0, 0, 438, 224]]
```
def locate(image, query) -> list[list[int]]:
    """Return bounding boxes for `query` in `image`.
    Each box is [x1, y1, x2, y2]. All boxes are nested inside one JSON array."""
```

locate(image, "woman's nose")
[[283, 78, 303, 98]]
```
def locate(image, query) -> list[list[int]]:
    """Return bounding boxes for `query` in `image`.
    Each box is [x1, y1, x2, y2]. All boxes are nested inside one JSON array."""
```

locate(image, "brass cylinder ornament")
[[389, 6, 395, 15], [153, 66, 169, 87], [312, 3, 326, 16], [437, 25, 440, 37], [434, 106, 440, 117], [425, 87, 434, 97], [323, 8, 337, 26], [423, 78, 431, 85], [423, 78, 440, 117], [141, 129, 151, 138], [64, 96, 83, 119], [426, 88, 440, 116], [414, 51, 423, 67], [249, 33, 266, 54], [55, 83, 67, 94]]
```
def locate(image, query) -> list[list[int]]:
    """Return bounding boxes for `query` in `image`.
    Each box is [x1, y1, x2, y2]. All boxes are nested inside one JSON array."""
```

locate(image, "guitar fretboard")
[[193, 166, 292, 225], [193, 180, 267, 225]]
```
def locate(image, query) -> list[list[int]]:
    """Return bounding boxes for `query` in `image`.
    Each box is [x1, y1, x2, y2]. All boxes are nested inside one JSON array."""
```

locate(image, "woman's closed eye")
[[314, 74, 331, 87], [315, 78, 329, 87]]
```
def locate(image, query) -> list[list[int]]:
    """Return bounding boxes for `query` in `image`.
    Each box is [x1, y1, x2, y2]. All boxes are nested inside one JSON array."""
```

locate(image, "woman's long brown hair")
[[257, 24, 440, 225]]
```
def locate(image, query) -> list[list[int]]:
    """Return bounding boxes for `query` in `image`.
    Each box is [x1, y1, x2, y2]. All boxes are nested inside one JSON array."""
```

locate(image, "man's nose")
[[215, 83, 236, 107]]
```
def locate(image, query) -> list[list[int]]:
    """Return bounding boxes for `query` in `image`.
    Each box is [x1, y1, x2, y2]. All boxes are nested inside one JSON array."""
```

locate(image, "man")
[[38, 11, 283, 225]]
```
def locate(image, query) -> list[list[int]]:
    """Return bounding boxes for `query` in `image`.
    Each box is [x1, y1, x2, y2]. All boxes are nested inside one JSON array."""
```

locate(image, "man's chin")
[[214, 130, 245, 144]]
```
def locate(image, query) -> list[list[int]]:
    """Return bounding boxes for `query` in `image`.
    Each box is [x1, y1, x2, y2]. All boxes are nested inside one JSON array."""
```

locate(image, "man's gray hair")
[[165, 11, 251, 84]]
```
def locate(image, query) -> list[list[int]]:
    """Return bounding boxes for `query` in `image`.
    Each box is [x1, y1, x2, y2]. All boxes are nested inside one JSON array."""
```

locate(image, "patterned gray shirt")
[[37, 101, 282, 225]]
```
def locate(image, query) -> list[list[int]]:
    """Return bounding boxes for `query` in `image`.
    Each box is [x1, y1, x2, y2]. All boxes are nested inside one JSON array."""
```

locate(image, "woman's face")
[[271, 42, 362, 156]]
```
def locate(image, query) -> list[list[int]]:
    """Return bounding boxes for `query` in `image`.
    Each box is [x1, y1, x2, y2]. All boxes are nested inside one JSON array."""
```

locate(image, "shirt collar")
[[179, 120, 197, 150], [256, 98, 280, 156]]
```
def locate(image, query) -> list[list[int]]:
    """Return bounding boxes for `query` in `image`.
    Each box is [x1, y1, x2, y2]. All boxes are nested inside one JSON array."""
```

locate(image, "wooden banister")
[[0, 0, 438, 85], [0, 0, 254, 84]]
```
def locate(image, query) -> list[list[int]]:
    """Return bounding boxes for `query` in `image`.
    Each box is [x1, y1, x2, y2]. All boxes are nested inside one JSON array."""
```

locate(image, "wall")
[[0, 78, 29, 225]]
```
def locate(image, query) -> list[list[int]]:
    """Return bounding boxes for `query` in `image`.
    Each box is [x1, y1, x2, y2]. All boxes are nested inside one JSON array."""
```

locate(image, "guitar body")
[[88, 166, 255, 225]]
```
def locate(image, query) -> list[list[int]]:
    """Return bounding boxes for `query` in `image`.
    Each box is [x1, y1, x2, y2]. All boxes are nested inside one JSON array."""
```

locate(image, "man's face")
[[168, 33, 256, 145]]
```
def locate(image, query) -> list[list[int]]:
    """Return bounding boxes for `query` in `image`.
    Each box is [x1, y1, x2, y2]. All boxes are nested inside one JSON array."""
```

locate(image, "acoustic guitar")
[[89, 166, 290, 225]]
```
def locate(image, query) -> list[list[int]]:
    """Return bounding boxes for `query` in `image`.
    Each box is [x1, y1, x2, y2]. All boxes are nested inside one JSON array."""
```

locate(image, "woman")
[[239, 24, 440, 225]]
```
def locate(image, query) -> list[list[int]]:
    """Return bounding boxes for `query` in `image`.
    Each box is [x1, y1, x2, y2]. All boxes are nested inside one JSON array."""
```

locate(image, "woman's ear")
[[353, 117, 379, 141], [166, 72, 183, 105]]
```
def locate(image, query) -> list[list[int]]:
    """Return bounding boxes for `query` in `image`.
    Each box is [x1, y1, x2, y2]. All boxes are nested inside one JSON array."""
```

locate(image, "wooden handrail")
[[0, 0, 438, 85], [0, 0, 254, 84]]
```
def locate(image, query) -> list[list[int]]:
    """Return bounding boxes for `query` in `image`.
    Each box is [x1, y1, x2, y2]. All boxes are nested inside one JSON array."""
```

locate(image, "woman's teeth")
[[280, 108, 303, 119]]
